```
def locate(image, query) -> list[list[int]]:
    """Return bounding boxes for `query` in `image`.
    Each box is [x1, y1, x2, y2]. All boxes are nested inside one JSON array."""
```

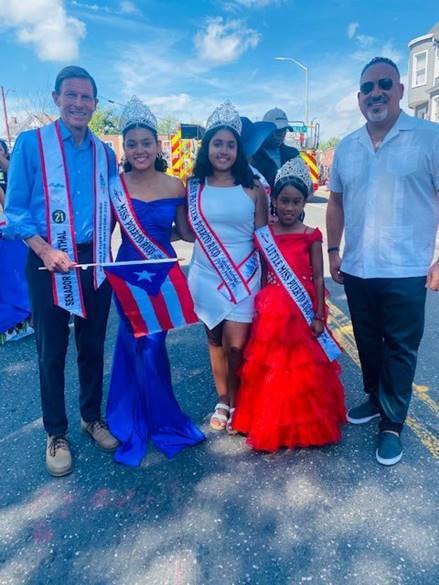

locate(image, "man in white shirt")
[[326, 57, 439, 466]]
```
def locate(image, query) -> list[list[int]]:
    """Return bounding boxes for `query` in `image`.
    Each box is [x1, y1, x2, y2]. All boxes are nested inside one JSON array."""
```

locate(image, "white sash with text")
[[37, 121, 111, 317], [187, 178, 255, 304], [256, 225, 341, 362], [109, 175, 169, 260]]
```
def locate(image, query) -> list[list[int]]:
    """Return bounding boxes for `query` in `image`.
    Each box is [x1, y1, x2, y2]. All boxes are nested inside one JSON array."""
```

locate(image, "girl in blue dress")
[[106, 97, 204, 466]]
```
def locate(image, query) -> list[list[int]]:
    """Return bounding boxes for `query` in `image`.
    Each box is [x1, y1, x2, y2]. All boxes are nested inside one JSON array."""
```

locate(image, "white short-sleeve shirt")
[[330, 111, 439, 278]]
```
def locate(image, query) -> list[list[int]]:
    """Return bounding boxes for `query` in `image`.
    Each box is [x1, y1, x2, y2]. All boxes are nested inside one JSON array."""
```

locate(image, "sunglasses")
[[360, 78, 393, 95]]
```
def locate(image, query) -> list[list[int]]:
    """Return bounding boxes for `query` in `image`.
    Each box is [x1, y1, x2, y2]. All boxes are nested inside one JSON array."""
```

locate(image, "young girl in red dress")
[[232, 158, 346, 451]]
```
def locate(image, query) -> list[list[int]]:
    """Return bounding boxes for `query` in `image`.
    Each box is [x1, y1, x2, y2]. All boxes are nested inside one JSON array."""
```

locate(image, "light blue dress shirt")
[[5, 119, 116, 244], [330, 111, 439, 278]]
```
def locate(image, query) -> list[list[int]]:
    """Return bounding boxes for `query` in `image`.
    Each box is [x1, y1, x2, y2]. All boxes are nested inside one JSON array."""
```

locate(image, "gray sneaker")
[[46, 435, 72, 477], [347, 399, 380, 424], [81, 419, 118, 452], [376, 431, 403, 466]]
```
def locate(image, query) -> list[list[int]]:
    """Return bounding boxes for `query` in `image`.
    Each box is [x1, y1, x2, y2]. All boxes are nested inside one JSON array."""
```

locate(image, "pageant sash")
[[37, 121, 111, 318], [256, 225, 341, 362], [110, 175, 168, 260], [38, 121, 84, 317], [108, 174, 198, 337], [187, 178, 253, 304], [217, 249, 260, 301], [92, 134, 112, 289]]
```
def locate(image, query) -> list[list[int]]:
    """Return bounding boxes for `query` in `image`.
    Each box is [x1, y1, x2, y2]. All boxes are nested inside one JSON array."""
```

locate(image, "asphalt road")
[[0, 192, 438, 585]]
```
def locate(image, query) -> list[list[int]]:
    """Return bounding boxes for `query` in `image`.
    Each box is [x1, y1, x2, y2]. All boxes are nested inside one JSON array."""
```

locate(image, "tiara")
[[119, 95, 157, 134], [206, 100, 242, 135], [275, 157, 313, 193]]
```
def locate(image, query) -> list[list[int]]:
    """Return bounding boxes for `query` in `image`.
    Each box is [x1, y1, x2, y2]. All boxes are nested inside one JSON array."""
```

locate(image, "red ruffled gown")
[[233, 227, 346, 452]]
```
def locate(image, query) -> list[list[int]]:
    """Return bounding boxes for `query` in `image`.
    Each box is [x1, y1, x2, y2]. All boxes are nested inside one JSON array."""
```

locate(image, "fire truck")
[[166, 121, 321, 189], [160, 124, 204, 182], [286, 121, 320, 191]]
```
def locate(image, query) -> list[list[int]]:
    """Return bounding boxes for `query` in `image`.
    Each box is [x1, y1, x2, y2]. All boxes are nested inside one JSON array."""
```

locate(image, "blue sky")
[[0, 0, 438, 138]]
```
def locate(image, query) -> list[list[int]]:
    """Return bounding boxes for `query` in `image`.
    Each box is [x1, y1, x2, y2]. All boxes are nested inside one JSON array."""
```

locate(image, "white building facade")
[[407, 22, 439, 122]]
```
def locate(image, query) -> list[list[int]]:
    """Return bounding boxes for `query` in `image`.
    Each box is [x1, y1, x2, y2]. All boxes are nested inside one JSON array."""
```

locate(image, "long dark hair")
[[192, 125, 255, 188], [122, 123, 167, 173]]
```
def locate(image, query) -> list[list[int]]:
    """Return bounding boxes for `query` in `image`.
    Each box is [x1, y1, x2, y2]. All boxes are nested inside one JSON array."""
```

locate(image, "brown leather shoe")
[[81, 419, 118, 452], [46, 435, 73, 477]]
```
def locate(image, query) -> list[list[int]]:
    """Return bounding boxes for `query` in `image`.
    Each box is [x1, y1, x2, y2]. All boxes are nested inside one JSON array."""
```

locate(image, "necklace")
[[367, 127, 386, 150], [372, 139, 382, 150]]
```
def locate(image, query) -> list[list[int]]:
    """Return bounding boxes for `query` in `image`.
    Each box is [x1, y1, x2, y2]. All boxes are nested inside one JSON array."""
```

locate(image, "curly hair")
[[192, 126, 255, 188]]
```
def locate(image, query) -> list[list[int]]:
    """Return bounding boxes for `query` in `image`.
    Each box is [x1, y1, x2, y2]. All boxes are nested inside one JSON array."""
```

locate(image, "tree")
[[319, 137, 340, 151], [89, 108, 119, 135], [157, 116, 178, 136]]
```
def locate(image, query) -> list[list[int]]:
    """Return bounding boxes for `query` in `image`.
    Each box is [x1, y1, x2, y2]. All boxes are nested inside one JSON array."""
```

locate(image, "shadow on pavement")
[[0, 283, 438, 585], [308, 195, 328, 205]]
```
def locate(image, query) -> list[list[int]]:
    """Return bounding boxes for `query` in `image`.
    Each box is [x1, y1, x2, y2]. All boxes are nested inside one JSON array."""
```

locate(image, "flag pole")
[[38, 258, 185, 271]]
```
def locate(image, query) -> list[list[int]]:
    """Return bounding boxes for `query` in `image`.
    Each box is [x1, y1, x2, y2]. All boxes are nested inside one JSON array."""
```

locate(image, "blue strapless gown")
[[106, 197, 205, 467], [0, 238, 31, 332]]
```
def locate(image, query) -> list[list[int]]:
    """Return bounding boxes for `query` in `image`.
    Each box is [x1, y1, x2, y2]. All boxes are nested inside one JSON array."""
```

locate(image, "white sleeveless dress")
[[188, 181, 261, 330]]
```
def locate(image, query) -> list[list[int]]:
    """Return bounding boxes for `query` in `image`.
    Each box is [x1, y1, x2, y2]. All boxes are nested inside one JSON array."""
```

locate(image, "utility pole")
[[275, 57, 309, 126], [1, 86, 12, 149]]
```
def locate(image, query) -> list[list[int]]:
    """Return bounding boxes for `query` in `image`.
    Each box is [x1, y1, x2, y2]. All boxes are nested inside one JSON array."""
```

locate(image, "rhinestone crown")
[[275, 157, 313, 193], [119, 95, 157, 134], [206, 100, 242, 135]]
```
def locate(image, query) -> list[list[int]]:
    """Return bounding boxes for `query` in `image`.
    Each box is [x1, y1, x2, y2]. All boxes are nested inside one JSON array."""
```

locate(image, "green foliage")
[[319, 137, 340, 151], [89, 108, 118, 135], [157, 116, 178, 135]]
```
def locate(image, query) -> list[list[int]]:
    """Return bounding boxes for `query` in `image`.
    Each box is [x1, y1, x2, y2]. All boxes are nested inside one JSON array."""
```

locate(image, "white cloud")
[[347, 22, 359, 39], [0, 0, 85, 61], [356, 34, 375, 48], [111, 19, 406, 143], [147, 93, 215, 124], [222, 0, 281, 14], [119, 1, 140, 15], [351, 33, 402, 66], [380, 41, 402, 64], [352, 43, 402, 64], [114, 40, 365, 140], [71, 1, 101, 11], [334, 90, 358, 115], [194, 18, 260, 65], [232, 0, 278, 5]]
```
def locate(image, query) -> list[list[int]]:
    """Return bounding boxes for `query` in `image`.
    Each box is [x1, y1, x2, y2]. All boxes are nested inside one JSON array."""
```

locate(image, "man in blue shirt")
[[5, 66, 118, 477]]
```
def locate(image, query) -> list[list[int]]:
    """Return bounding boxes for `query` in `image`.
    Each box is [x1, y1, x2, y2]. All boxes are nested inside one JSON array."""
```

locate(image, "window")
[[412, 50, 428, 87], [435, 45, 439, 86], [416, 104, 428, 119], [433, 95, 439, 123]]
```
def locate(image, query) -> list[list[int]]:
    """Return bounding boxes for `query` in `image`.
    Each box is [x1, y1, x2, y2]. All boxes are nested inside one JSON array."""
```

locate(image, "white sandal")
[[210, 403, 230, 431], [226, 407, 238, 435]]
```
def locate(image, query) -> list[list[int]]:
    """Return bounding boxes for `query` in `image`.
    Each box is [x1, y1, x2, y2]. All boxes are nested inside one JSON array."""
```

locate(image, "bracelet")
[[327, 246, 340, 253]]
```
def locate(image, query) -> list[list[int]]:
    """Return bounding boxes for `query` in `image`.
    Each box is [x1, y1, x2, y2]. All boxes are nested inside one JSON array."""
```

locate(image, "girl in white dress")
[[186, 101, 268, 432]]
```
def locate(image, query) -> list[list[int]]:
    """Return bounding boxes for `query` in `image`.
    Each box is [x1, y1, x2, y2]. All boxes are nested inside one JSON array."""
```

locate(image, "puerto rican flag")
[[104, 261, 198, 338]]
